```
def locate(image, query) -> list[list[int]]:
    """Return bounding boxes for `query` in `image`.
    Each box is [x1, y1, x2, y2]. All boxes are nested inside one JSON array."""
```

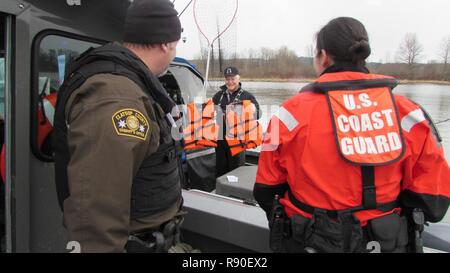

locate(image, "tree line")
[[191, 33, 450, 82]]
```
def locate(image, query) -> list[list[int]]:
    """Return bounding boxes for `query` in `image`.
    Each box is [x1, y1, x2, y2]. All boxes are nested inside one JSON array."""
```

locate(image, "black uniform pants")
[[215, 140, 245, 178]]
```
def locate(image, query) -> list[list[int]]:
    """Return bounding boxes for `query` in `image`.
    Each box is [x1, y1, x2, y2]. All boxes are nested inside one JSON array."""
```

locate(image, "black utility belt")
[[270, 208, 409, 253], [125, 216, 184, 253], [287, 189, 399, 219]]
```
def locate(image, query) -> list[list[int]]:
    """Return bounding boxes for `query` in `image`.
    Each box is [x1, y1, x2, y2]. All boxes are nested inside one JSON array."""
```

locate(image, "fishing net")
[[193, 0, 239, 99]]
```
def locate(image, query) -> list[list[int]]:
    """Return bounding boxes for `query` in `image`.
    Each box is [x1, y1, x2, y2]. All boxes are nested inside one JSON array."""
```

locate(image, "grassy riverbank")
[[397, 80, 450, 85], [210, 77, 450, 85]]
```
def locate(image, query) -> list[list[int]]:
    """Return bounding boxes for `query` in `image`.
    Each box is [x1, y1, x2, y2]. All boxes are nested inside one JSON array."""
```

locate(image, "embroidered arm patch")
[[112, 108, 149, 141]]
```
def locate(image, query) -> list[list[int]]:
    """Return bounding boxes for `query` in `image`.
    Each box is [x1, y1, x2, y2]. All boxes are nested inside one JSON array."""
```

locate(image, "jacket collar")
[[300, 63, 396, 93], [320, 62, 370, 76]]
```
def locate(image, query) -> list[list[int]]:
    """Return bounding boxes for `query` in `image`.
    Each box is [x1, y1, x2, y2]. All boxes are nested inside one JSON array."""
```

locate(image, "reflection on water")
[[208, 81, 450, 223]]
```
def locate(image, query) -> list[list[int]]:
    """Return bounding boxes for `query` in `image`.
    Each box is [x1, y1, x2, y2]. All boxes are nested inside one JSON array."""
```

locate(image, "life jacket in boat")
[[38, 92, 57, 150], [225, 99, 262, 156], [183, 99, 218, 150], [1, 92, 57, 183]]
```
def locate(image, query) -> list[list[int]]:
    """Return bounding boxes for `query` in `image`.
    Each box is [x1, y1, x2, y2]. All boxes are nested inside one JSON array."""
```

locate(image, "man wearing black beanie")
[[54, 0, 186, 253]]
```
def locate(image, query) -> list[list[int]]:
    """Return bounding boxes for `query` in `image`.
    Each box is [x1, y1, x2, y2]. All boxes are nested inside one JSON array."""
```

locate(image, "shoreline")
[[397, 80, 450, 85], [209, 77, 450, 85]]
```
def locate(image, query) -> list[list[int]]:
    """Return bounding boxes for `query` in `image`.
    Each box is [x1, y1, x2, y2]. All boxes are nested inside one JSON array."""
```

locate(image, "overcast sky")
[[174, 0, 450, 63]]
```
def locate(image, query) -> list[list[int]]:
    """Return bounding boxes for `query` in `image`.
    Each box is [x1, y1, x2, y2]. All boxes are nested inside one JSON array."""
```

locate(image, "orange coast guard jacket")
[[254, 67, 450, 226]]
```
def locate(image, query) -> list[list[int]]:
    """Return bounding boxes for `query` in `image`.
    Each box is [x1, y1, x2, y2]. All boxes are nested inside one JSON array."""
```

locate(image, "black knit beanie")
[[123, 0, 182, 44]]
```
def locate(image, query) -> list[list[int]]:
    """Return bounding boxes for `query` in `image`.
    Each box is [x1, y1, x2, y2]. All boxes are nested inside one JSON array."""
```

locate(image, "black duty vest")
[[53, 43, 183, 219]]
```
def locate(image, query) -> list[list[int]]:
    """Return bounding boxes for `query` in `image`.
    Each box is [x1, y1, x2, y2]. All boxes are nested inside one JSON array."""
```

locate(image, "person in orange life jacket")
[[212, 67, 261, 177], [253, 17, 450, 253]]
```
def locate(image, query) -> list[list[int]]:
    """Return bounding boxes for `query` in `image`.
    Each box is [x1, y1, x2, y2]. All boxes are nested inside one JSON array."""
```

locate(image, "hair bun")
[[349, 40, 371, 61]]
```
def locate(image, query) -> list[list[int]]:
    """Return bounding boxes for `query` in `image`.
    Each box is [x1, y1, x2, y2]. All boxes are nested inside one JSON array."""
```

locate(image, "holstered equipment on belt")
[[407, 208, 425, 253], [125, 214, 184, 253], [289, 209, 365, 253], [278, 209, 410, 253], [309, 210, 364, 253], [367, 212, 409, 253], [269, 195, 290, 252]]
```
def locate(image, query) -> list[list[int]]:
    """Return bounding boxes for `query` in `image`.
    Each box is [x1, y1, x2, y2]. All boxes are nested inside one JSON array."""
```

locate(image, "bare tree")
[[304, 44, 315, 58], [438, 35, 450, 66], [396, 33, 423, 65], [260, 47, 275, 61], [384, 51, 391, 64]]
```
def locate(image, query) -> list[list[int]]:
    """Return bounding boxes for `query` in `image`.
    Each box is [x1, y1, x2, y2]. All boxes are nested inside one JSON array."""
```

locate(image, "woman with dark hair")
[[253, 17, 450, 253]]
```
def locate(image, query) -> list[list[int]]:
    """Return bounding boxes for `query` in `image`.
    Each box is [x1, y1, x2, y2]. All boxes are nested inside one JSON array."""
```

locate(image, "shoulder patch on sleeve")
[[112, 108, 149, 141]]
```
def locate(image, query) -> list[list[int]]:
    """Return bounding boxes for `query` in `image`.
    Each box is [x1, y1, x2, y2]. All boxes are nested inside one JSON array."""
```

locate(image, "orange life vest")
[[225, 100, 262, 156], [38, 92, 57, 148], [317, 75, 405, 165], [1, 92, 57, 183], [183, 99, 218, 150]]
